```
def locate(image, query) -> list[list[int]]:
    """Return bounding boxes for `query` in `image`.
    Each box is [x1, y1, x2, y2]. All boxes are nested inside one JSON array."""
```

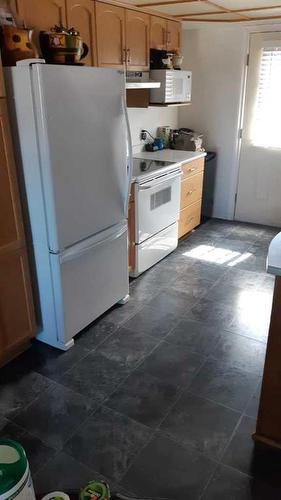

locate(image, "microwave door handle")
[[139, 171, 182, 190]]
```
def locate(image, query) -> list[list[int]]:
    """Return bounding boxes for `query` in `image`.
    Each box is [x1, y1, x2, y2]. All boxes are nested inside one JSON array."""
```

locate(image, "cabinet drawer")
[[180, 171, 204, 210], [181, 157, 204, 180], [178, 200, 201, 238]]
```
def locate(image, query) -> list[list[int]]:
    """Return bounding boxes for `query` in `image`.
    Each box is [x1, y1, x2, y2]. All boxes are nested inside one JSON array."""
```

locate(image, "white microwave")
[[150, 70, 192, 104]]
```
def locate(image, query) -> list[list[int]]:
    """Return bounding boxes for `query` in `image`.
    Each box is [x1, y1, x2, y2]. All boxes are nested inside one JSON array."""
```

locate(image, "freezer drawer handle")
[[60, 225, 127, 264], [139, 171, 182, 190]]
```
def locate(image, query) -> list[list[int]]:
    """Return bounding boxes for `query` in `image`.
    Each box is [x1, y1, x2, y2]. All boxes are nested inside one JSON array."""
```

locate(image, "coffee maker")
[[150, 48, 171, 69]]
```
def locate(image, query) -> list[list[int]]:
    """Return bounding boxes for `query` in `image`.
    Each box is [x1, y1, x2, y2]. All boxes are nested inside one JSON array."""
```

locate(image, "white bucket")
[[41, 493, 70, 500], [0, 440, 36, 500]]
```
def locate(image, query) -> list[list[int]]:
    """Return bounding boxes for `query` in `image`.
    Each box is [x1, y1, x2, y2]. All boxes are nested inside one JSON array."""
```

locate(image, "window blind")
[[251, 46, 281, 148]]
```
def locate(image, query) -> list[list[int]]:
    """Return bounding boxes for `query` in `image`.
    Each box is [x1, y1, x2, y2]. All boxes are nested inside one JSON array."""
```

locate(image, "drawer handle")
[[186, 216, 195, 224], [188, 168, 195, 172], [186, 190, 195, 195]]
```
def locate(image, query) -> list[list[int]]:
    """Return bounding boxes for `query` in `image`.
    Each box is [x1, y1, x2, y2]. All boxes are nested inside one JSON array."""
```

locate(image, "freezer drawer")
[[49, 224, 129, 346], [131, 222, 178, 277]]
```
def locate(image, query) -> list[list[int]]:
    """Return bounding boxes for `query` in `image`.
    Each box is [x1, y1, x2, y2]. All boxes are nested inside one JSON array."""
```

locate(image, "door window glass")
[[251, 46, 281, 148]]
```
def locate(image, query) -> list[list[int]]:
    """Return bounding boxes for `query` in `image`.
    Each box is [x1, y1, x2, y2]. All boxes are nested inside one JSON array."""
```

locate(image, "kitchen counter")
[[133, 149, 206, 165], [267, 232, 281, 276]]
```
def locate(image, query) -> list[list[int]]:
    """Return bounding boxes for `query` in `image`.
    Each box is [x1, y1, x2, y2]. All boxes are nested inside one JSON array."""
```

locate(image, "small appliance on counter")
[[157, 126, 171, 147], [170, 128, 204, 151], [40, 25, 88, 64], [150, 69, 192, 104], [141, 129, 165, 151], [150, 48, 184, 70]]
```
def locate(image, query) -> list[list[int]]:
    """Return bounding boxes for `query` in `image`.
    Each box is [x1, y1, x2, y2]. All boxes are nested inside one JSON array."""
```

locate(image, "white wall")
[[179, 26, 248, 220], [128, 106, 178, 152]]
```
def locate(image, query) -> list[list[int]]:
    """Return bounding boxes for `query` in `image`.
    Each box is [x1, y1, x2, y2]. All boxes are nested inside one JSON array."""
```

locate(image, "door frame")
[[233, 24, 281, 221]]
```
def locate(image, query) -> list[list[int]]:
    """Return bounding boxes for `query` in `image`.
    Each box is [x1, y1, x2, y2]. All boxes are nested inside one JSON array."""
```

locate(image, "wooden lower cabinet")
[[0, 89, 36, 365], [182, 157, 205, 180], [180, 170, 204, 209], [254, 276, 281, 449], [178, 200, 201, 239], [0, 248, 35, 365], [178, 158, 205, 239]]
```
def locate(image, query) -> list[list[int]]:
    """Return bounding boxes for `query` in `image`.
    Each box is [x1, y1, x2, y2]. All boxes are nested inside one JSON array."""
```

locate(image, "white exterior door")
[[32, 64, 128, 251], [235, 32, 281, 227]]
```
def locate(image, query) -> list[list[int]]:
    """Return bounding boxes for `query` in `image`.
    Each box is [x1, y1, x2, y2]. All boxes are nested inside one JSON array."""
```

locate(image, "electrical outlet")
[[140, 130, 147, 141]]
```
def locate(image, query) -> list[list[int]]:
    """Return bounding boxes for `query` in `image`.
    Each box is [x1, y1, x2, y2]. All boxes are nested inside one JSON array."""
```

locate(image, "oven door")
[[135, 170, 181, 244]]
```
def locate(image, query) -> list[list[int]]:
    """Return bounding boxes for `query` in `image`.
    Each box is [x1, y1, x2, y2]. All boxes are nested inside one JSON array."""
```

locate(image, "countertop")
[[133, 150, 207, 164], [267, 232, 281, 276]]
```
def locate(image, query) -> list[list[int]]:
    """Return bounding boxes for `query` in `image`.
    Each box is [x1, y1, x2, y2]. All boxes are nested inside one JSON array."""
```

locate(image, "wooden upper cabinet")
[[66, 0, 96, 66], [125, 10, 149, 70], [0, 100, 24, 255], [150, 15, 166, 50], [95, 2, 125, 68], [16, 0, 66, 30], [166, 20, 181, 52]]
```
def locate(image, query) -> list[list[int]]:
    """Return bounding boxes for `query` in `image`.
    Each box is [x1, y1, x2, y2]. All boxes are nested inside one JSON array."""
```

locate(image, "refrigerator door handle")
[[122, 95, 133, 216], [60, 223, 127, 264]]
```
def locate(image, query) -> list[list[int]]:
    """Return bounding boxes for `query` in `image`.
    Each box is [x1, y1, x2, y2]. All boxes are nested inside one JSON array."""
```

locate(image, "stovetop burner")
[[132, 158, 176, 180]]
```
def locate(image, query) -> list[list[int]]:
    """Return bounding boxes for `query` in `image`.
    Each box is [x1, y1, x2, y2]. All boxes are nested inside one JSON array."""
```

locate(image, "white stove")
[[130, 157, 182, 277], [132, 158, 180, 183]]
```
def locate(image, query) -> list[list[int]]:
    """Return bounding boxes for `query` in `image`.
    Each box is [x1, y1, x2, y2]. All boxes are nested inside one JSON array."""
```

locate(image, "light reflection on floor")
[[182, 245, 253, 267]]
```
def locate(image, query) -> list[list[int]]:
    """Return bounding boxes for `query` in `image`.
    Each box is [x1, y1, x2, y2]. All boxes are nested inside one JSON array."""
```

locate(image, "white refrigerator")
[[5, 61, 133, 350]]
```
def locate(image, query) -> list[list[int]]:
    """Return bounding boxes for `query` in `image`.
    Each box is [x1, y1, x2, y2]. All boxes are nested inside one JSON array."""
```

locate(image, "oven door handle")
[[139, 171, 182, 190]]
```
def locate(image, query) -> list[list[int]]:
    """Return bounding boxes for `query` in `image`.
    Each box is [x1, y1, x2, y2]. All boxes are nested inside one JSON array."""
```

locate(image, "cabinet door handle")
[[122, 48, 127, 63], [186, 190, 194, 195], [167, 31, 171, 45], [186, 216, 195, 224], [127, 48, 131, 64], [188, 167, 195, 172]]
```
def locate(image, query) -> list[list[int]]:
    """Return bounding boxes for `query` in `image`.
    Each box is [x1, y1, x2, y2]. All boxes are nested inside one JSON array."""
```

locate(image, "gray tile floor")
[[1, 219, 281, 499]]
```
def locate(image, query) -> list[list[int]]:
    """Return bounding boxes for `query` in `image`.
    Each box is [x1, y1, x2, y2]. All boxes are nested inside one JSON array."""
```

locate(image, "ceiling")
[[124, 0, 281, 23]]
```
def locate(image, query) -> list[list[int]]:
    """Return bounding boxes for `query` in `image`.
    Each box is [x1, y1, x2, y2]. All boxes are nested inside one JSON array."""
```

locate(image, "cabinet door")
[[66, 0, 96, 66], [0, 99, 24, 255], [126, 10, 149, 70], [0, 97, 35, 364], [0, 248, 35, 363], [166, 20, 181, 52], [150, 15, 166, 50], [95, 2, 125, 68], [0, 56, 5, 97], [16, 0, 66, 31]]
